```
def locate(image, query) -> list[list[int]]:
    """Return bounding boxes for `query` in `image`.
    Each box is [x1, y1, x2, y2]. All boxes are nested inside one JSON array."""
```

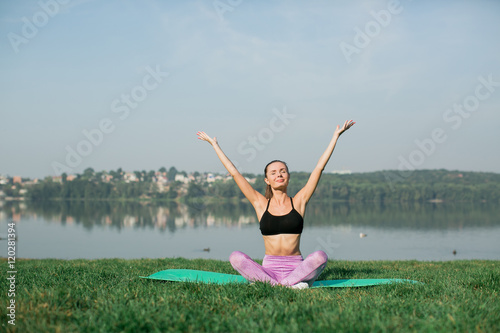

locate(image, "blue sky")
[[1, 0, 499, 178]]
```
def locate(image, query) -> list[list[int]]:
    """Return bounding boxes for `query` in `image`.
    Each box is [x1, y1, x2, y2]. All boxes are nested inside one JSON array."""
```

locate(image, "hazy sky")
[[1, 0, 499, 178]]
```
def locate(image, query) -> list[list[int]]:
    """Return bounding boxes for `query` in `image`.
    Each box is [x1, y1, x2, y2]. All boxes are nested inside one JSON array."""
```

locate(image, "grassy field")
[[1, 258, 499, 332]]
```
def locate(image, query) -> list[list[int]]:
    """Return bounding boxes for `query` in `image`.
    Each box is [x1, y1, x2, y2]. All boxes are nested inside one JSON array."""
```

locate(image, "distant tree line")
[[15, 168, 500, 203], [285, 169, 500, 203]]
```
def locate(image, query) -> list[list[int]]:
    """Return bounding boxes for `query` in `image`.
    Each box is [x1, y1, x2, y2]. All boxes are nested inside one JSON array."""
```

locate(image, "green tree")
[[187, 183, 205, 198], [82, 168, 95, 181], [147, 170, 156, 182], [167, 167, 178, 181]]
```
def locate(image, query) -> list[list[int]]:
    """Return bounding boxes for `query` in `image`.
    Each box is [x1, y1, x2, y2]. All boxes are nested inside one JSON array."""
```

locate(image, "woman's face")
[[265, 161, 289, 189]]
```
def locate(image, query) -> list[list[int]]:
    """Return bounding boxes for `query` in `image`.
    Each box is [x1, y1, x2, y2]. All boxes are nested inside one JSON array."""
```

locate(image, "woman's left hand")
[[334, 119, 355, 137], [197, 131, 218, 147]]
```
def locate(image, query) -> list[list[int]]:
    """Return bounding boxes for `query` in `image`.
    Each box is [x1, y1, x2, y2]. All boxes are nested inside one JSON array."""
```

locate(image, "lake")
[[1, 200, 499, 261]]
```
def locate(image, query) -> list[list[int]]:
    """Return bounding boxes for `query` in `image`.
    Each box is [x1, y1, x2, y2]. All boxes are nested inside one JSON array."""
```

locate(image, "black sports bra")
[[259, 197, 304, 236]]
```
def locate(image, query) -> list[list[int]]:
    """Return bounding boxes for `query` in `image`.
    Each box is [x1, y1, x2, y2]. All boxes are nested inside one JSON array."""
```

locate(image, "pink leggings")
[[229, 250, 328, 286]]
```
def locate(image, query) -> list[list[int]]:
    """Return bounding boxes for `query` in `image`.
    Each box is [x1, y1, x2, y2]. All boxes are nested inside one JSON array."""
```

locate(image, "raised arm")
[[197, 131, 265, 206], [294, 120, 355, 209]]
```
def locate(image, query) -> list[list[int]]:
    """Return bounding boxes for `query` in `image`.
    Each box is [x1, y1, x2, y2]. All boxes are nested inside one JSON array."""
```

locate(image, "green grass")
[[1, 259, 499, 332]]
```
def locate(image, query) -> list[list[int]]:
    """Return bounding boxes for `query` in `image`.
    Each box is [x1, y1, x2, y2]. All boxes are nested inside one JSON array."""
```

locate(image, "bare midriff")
[[263, 234, 301, 256]]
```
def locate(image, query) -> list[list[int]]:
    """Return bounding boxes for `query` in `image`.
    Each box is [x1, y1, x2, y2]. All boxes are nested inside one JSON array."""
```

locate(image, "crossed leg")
[[229, 250, 328, 287], [279, 251, 328, 286], [229, 251, 279, 285]]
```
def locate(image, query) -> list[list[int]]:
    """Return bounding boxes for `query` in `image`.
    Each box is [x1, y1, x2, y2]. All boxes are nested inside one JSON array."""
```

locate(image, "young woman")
[[197, 119, 355, 289]]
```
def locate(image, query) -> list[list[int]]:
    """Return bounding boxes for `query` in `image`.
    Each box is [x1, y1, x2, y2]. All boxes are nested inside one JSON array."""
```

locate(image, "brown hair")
[[264, 160, 289, 200]]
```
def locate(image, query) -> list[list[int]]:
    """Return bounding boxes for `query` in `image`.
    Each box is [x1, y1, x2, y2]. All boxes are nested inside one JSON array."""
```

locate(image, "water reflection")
[[0, 200, 258, 232], [1, 200, 499, 260], [1, 200, 498, 231], [305, 201, 500, 229]]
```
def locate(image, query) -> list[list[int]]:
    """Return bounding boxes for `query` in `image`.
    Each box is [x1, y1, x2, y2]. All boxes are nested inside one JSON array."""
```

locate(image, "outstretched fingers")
[[197, 131, 209, 140], [344, 119, 355, 130], [335, 119, 355, 136], [197, 131, 217, 145]]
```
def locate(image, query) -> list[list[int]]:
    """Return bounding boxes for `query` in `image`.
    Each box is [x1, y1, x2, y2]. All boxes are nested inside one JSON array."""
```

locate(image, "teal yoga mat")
[[141, 269, 421, 288]]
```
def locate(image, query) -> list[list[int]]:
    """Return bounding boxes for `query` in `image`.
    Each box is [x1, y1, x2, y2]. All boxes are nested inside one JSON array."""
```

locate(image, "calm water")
[[1, 200, 499, 261]]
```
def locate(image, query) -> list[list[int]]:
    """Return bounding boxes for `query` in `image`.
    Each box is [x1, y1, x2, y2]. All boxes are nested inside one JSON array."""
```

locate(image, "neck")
[[271, 190, 288, 205]]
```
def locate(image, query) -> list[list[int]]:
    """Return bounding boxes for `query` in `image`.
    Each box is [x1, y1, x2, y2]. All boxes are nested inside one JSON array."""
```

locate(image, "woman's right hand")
[[197, 131, 218, 146]]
